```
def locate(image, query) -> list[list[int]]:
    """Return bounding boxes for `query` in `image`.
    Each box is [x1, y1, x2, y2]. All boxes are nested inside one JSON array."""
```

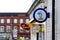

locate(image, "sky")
[[0, 0, 35, 13]]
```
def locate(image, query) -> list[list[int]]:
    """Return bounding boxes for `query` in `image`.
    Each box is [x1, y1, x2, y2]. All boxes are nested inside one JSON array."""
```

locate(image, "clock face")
[[33, 8, 47, 23]]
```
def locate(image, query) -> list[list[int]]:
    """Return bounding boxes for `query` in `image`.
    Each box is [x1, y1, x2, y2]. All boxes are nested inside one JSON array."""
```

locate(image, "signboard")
[[33, 8, 50, 23], [21, 23, 30, 30]]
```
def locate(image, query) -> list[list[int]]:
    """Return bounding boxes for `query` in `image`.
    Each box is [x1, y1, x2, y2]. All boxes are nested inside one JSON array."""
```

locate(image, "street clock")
[[33, 8, 49, 23]]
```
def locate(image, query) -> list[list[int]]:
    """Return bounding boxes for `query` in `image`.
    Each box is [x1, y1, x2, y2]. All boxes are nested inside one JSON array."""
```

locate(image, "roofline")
[[26, 0, 45, 16], [0, 13, 27, 16]]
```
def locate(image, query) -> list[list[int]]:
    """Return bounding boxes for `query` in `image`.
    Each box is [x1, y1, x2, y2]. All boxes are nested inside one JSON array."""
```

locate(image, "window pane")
[[6, 26, 10, 32], [13, 26, 17, 30], [20, 27, 23, 32], [14, 19, 17, 23], [20, 19, 23, 23], [25, 37, 29, 40], [1, 19, 4, 23], [0, 26, 4, 32], [7, 19, 10, 23], [26, 19, 29, 23]]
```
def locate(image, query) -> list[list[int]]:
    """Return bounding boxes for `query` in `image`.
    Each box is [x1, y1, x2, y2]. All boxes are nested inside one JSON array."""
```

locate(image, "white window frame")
[[0, 26, 4, 32], [1, 19, 4, 23], [6, 26, 11, 32], [26, 19, 29, 23], [13, 26, 17, 30], [20, 19, 23, 23], [14, 19, 17, 23], [7, 19, 10, 23]]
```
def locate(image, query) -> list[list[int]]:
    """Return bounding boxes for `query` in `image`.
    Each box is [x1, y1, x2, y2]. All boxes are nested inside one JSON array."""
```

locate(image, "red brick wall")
[[0, 14, 30, 40]]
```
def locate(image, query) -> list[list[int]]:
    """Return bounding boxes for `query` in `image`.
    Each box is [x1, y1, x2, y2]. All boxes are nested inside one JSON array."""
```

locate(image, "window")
[[20, 27, 23, 32], [14, 19, 17, 23], [20, 19, 23, 23], [32, 25, 37, 33], [6, 26, 11, 32], [0, 26, 4, 32], [1, 19, 4, 23], [26, 19, 29, 23], [25, 37, 29, 40], [7, 19, 10, 23], [13, 26, 17, 30], [13, 26, 17, 37]]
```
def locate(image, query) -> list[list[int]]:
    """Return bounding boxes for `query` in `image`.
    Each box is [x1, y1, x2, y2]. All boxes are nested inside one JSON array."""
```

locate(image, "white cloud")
[[0, 0, 34, 13]]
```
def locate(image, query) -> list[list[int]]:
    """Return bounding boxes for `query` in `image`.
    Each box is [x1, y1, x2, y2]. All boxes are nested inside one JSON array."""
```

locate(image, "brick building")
[[0, 13, 30, 40]]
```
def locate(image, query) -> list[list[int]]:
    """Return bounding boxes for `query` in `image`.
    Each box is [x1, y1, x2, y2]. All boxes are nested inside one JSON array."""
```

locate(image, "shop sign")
[[21, 23, 30, 30], [33, 8, 50, 23]]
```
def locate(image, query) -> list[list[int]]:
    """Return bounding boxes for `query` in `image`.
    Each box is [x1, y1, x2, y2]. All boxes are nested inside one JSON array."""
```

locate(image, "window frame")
[[6, 26, 11, 32], [7, 19, 10, 23], [20, 19, 23, 23], [0, 19, 4, 24], [26, 19, 29, 23], [0, 26, 4, 32], [13, 19, 18, 24]]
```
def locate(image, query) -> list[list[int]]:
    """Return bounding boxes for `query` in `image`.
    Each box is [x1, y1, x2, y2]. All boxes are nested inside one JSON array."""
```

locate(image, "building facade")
[[27, 0, 52, 40], [0, 13, 30, 40], [55, 0, 60, 40]]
